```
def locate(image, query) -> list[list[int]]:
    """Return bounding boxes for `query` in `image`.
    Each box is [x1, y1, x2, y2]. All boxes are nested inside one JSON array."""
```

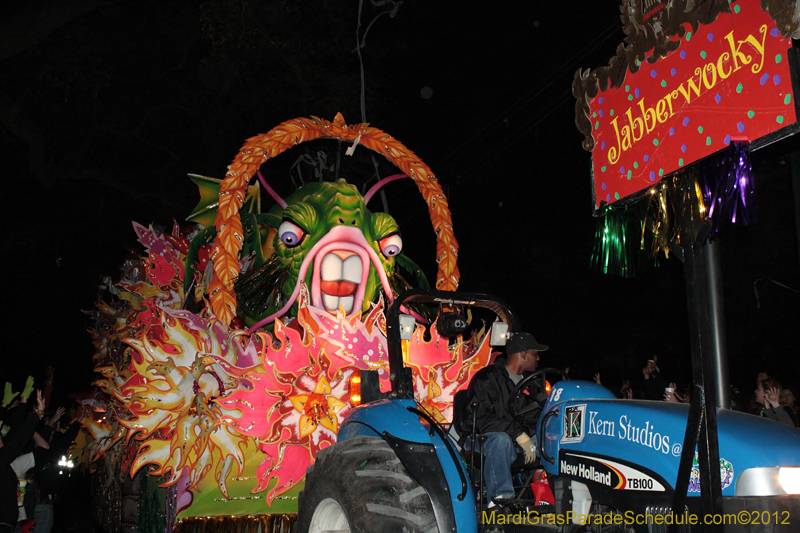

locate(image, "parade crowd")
[[591, 356, 799, 428], [0, 369, 81, 533]]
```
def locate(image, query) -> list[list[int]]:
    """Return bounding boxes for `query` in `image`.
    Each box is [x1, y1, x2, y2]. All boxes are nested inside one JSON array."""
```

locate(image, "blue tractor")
[[296, 289, 800, 532]]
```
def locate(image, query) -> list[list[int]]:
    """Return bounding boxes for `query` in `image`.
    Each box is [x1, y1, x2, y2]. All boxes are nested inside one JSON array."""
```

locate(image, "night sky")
[[1, 1, 798, 404]]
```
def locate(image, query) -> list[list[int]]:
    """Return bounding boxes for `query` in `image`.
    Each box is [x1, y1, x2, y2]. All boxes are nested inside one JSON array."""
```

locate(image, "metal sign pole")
[[670, 184, 726, 531]]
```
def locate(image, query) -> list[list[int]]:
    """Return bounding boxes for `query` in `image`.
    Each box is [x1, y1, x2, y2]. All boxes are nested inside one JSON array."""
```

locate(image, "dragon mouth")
[[319, 252, 363, 314], [247, 226, 397, 333]]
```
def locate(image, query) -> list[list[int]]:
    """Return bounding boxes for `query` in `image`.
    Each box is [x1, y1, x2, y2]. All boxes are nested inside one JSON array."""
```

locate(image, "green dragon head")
[[259, 178, 404, 318]]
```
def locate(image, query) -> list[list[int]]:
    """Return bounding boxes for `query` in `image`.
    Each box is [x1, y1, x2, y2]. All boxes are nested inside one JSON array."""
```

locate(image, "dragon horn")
[[363, 173, 408, 204]]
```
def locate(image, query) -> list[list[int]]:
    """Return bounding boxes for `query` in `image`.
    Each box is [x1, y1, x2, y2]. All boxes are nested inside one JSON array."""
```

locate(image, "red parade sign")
[[587, 1, 797, 209]]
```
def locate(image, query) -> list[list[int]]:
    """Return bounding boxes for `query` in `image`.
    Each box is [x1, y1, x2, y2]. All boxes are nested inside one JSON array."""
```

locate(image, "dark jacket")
[[0, 413, 41, 527], [461, 359, 546, 440], [762, 405, 797, 427]]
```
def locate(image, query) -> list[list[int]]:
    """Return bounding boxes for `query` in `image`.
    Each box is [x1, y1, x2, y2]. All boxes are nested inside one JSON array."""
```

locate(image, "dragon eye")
[[378, 234, 402, 258], [278, 220, 305, 248]]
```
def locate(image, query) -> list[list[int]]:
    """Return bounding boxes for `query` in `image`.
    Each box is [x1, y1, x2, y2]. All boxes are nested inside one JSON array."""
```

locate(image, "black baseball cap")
[[506, 332, 548, 354]]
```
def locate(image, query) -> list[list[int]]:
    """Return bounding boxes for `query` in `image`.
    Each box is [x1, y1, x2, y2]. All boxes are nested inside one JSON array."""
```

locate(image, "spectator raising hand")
[[765, 386, 781, 409]]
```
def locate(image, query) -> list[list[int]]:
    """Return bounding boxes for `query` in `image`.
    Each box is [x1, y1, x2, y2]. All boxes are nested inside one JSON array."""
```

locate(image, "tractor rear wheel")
[[297, 436, 439, 533]]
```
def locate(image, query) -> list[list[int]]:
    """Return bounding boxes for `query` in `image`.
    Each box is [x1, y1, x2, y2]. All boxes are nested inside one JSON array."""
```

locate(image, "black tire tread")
[[297, 436, 439, 533]]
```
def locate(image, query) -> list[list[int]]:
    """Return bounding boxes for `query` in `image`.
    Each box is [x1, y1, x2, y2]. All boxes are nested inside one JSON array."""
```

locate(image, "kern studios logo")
[[562, 404, 587, 443]]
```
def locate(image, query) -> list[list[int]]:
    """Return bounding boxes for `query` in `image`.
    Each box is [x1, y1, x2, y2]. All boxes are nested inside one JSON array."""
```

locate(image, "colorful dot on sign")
[[595, 121, 600, 129], [734, 4, 740, 13], [707, 33, 714, 42], [628, 94, 634, 101], [659, 169, 664, 176], [777, 115, 785, 124], [614, 192, 620, 200], [736, 83, 743, 93], [681, 144, 687, 153], [593, 112, 597, 117], [620, 166, 626, 173], [653, 139, 659, 146], [635, 88, 640, 98], [724, 135, 731, 145], [627, 170, 632, 180], [651, 69, 657, 78], [650, 171, 656, 181], [682, 117, 690, 126], [776, 54, 783, 64], [601, 168, 607, 174], [625, 84, 630, 92], [771, 28, 780, 37], [671, 67, 677, 76], [599, 97, 604, 104], [599, 109, 604, 117], [760, 73, 769, 85], [607, 194, 612, 202], [634, 161, 639, 169], [601, 141, 606, 149], [700, 51, 707, 59], [738, 122, 745, 132], [747, 110, 755, 118], [774, 75, 782, 85], [785, 94, 792, 105], [706, 136, 712, 145], [686, 31, 692, 41], [661, 80, 667, 88], [610, 109, 615, 116], [602, 182, 607, 189], [715, 94, 721, 104], [698, 126, 703, 133], [644, 154, 650, 162], [679, 158, 684, 166], [669, 127, 675, 136], [680, 50, 686, 59]]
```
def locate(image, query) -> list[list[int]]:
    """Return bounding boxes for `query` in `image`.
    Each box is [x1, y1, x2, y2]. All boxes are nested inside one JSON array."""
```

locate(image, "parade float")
[[83, 113, 490, 532]]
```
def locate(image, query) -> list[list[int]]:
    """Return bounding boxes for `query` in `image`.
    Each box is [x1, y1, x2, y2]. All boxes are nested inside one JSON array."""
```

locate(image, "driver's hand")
[[516, 432, 537, 464]]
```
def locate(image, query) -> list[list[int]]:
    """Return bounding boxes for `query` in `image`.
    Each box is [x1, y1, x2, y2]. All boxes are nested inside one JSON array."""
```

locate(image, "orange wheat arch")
[[209, 112, 460, 325]]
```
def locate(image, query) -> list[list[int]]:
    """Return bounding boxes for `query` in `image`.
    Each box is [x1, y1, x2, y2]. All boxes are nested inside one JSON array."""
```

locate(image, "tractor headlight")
[[779, 467, 800, 495], [736, 466, 800, 496]]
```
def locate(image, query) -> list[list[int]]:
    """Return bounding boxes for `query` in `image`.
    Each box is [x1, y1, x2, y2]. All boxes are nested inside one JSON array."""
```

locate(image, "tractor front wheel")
[[297, 436, 439, 533]]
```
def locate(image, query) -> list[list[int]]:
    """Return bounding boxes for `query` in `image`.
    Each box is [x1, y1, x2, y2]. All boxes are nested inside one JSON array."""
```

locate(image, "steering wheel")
[[507, 367, 569, 424]]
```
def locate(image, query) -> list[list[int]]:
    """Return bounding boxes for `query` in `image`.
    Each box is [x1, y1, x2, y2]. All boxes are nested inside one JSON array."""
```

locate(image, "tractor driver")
[[462, 332, 549, 506]]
